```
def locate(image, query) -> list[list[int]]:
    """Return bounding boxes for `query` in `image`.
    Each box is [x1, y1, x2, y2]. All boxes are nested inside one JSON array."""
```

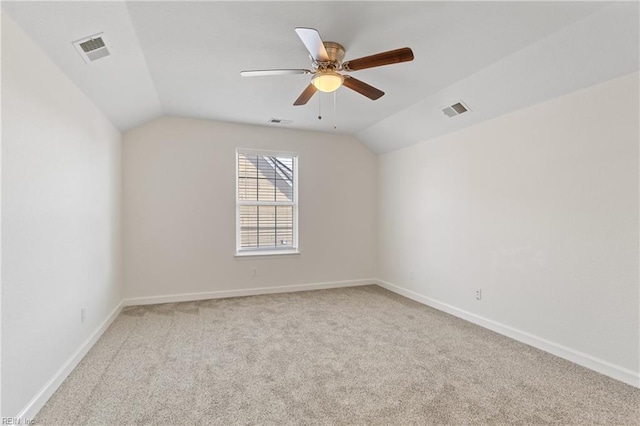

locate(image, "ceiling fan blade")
[[343, 47, 414, 71], [295, 27, 330, 62], [293, 84, 318, 106], [240, 69, 312, 77], [342, 76, 385, 100]]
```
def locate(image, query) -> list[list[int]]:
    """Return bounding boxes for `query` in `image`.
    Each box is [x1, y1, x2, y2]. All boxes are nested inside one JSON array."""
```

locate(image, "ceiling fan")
[[240, 28, 414, 106]]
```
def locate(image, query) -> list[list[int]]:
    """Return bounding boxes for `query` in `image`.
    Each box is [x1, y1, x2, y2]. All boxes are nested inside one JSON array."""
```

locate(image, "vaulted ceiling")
[[2, 2, 638, 153]]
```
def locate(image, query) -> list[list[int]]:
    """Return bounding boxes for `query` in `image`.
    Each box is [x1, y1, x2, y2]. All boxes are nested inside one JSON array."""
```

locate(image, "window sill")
[[235, 250, 300, 259]]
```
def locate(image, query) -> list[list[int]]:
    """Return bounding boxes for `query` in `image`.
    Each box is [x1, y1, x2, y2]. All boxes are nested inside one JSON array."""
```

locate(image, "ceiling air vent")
[[268, 118, 293, 125], [442, 101, 470, 118], [72, 33, 110, 63]]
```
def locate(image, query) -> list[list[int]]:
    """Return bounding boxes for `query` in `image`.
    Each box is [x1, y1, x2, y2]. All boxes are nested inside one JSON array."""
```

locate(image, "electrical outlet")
[[80, 308, 86, 323], [475, 289, 482, 300], [252, 268, 257, 277]]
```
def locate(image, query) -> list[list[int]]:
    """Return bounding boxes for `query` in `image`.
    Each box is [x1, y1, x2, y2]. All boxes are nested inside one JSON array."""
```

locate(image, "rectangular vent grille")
[[442, 101, 470, 118], [268, 118, 293, 125], [73, 33, 110, 63], [79, 38, 105, 53]]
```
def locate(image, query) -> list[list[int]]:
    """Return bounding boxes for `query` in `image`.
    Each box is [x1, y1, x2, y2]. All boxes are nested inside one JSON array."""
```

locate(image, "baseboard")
[[15, 301, 124, 421], [375, 279, 640, 388], [123, 279, 375, 306]]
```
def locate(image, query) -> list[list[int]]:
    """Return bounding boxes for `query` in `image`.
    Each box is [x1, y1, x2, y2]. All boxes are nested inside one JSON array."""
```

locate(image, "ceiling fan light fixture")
[[312, 72, 344, 93]]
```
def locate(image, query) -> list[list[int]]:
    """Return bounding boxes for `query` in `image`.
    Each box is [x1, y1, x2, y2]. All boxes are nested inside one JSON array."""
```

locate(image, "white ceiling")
[[2, 1, 638, 153]]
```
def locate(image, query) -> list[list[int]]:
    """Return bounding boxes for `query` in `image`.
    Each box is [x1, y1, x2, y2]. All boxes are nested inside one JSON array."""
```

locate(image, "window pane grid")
[[238, 154, 294, 203], [237, 152, 296, 251]]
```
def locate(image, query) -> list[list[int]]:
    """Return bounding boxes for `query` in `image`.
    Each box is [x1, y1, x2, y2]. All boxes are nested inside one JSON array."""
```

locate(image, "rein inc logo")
[[2, 418, 34, 425]]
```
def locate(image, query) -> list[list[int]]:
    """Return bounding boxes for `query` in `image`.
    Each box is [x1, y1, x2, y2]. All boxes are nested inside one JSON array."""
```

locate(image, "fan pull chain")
[[333, 91, 337, 131], [317, 93, 322, 120]]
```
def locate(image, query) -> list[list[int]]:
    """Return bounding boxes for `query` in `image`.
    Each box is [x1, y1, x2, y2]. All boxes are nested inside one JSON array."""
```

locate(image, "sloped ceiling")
[[2, 2, 638, 153]]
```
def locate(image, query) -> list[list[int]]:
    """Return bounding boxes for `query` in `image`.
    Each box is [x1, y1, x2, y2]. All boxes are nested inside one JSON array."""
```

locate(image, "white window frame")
[[235, 148, 299, 257]]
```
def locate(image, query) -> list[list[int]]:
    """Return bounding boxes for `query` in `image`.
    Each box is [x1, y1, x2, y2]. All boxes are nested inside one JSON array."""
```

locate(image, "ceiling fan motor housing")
[[323, 42, 346, 63]]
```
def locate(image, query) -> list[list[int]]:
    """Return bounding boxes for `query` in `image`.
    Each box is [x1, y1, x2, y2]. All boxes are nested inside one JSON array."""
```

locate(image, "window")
[[236, 150, 298, 255]]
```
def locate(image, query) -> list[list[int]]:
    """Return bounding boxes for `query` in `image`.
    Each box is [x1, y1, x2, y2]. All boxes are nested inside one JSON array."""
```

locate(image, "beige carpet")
[[35, 285, 639, 425]]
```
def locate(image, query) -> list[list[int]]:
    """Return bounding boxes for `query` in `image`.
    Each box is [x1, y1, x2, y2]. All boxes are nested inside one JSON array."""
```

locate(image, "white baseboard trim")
[[15, 300, 124, 421], [375, 279, 640, 388], [123, 279, 375, 307]]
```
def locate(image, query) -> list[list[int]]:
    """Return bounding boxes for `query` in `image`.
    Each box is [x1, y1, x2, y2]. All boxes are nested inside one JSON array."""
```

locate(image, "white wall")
[[1, 13, 122, 417], [123, 117, 377, 300], [378, 72, 639, 384]]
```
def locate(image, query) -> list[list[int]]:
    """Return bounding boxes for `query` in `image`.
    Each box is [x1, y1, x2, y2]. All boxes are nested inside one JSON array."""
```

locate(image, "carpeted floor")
[[35, 285, 639, 425]]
